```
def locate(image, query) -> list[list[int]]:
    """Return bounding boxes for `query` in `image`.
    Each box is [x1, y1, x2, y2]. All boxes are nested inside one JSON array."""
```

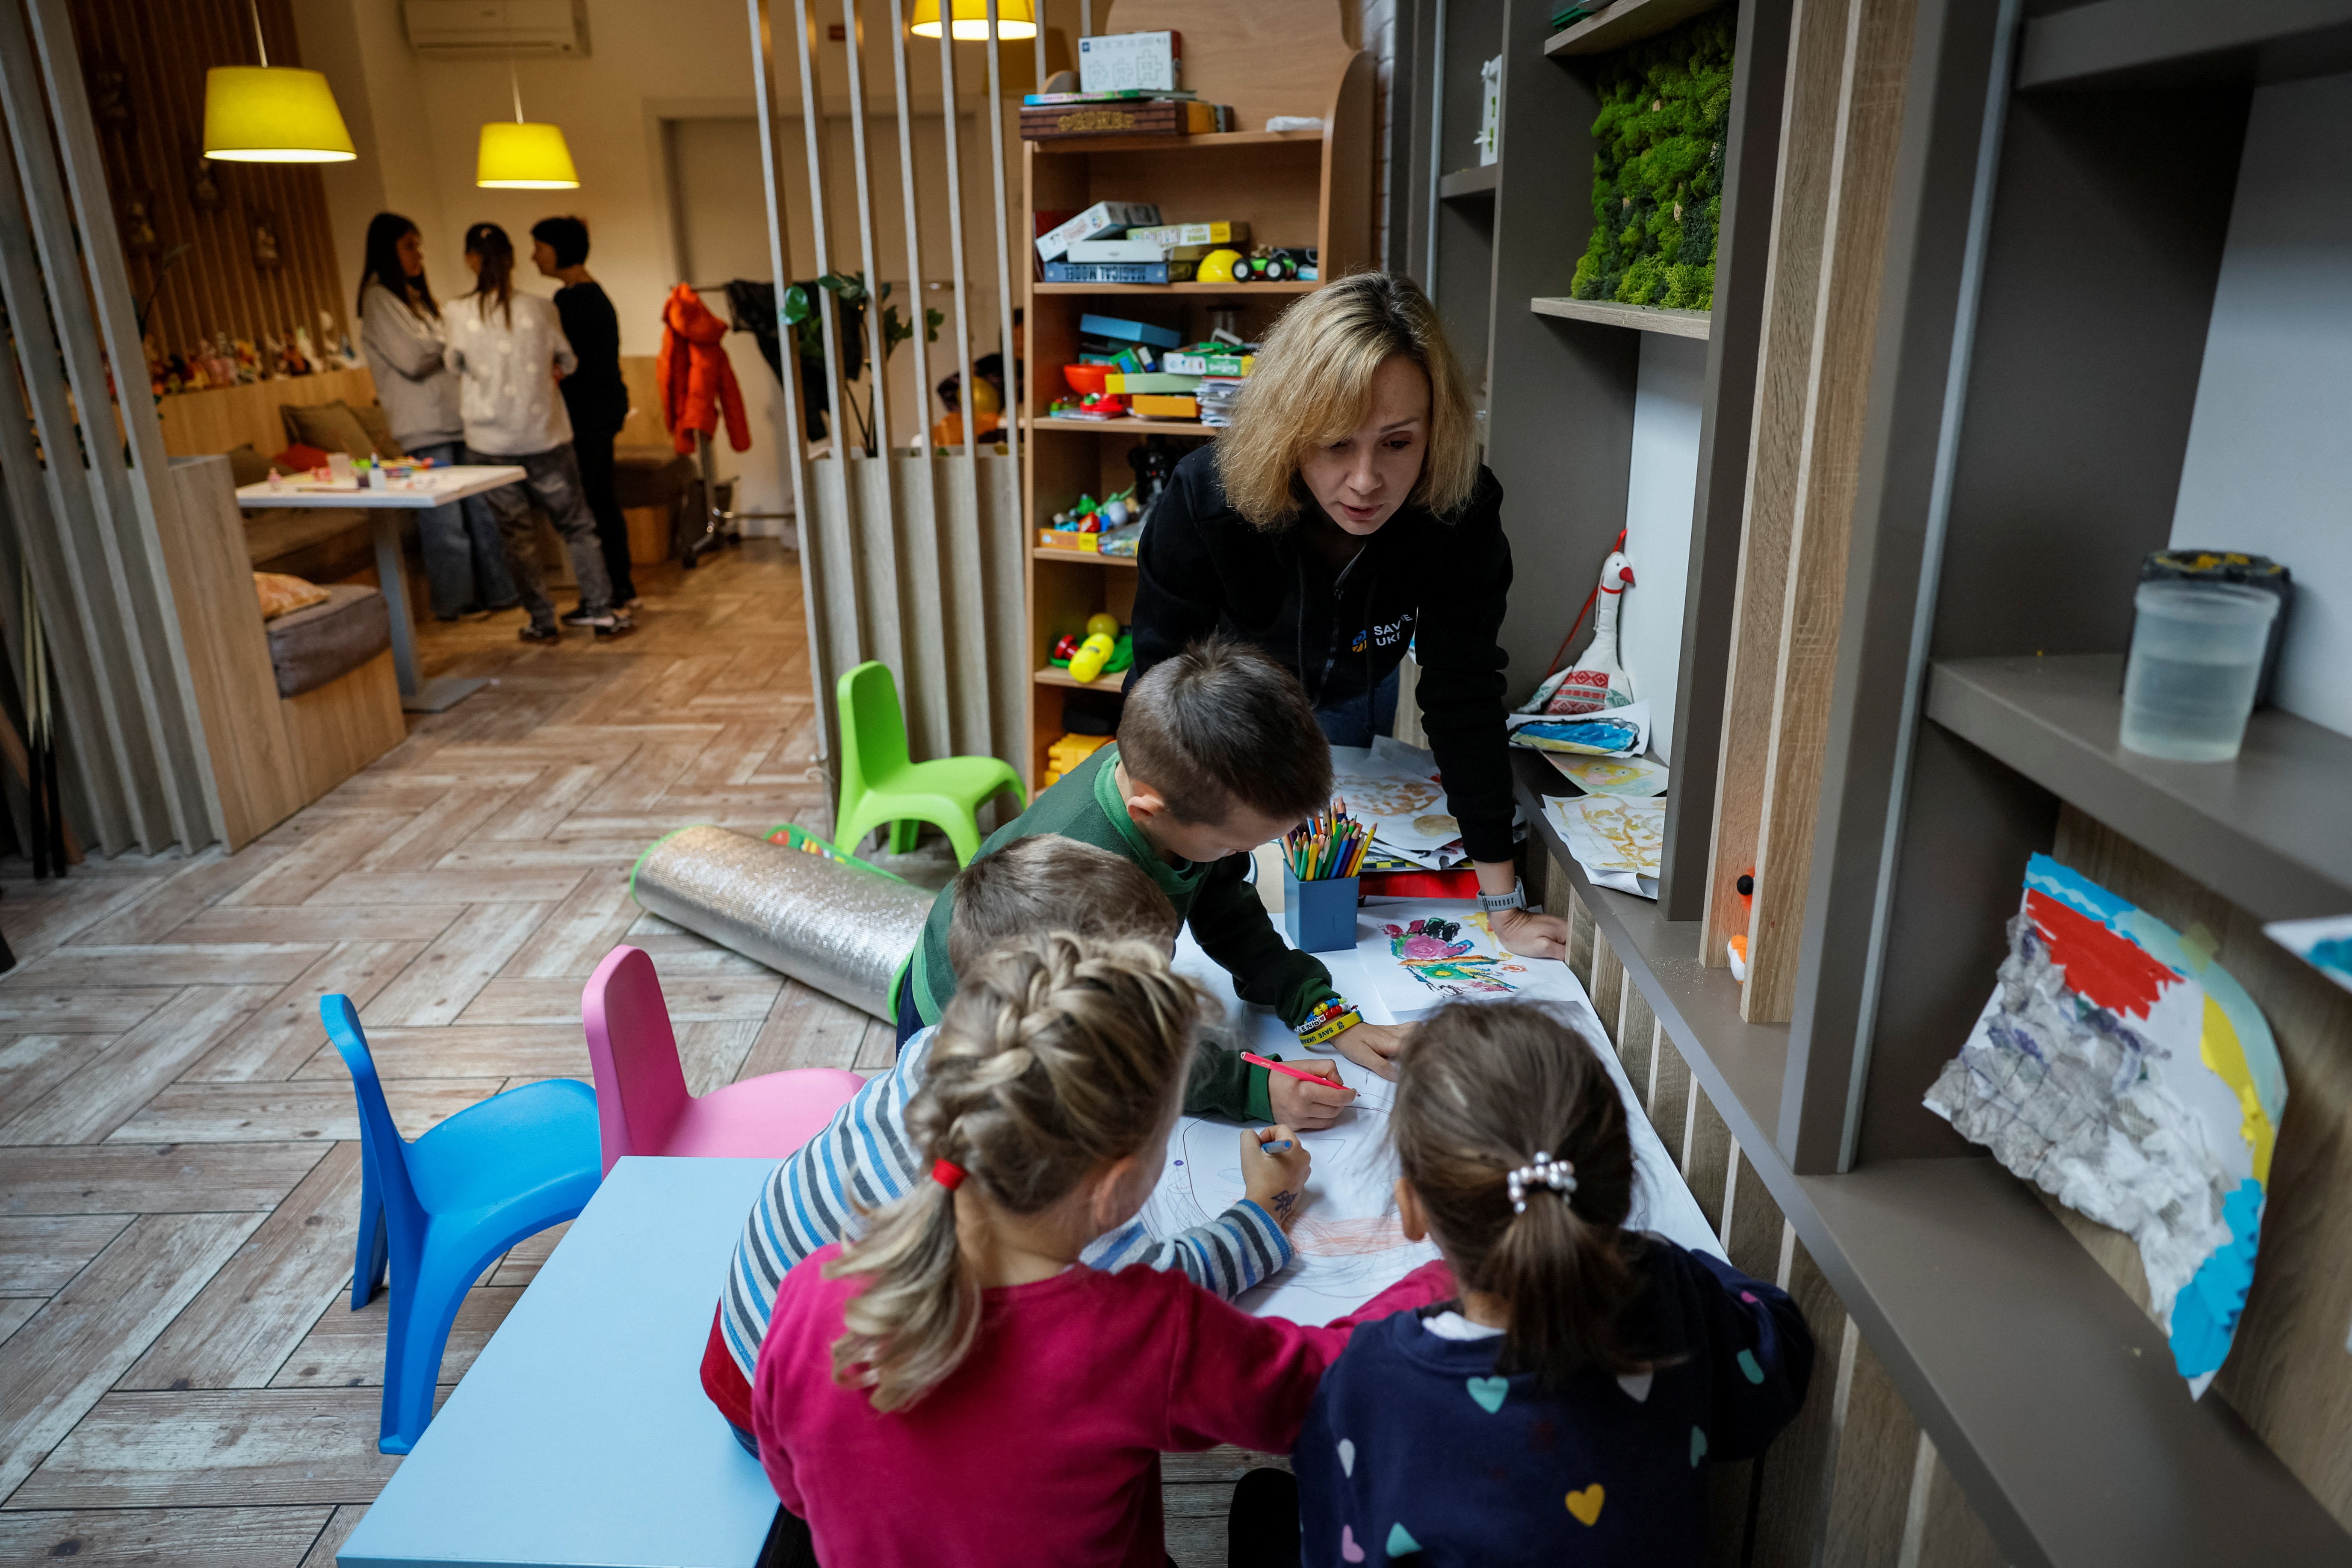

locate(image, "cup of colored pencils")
[[1282, 803, 1367, 953]]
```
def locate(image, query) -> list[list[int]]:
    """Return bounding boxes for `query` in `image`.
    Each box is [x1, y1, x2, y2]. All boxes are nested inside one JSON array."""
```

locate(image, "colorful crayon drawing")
[[1923, 854, 2284, 1394], [1382, 916, 1525, 999]]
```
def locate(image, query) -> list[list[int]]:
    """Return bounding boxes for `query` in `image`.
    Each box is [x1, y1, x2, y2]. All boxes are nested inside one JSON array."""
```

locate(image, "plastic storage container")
[[2118, 582, 2280, 762]]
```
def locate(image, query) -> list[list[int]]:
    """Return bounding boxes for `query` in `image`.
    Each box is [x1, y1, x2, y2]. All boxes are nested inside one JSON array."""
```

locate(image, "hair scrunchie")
[[1506, 1152, 1576, 1214], [932, 1158, 968, 1191]]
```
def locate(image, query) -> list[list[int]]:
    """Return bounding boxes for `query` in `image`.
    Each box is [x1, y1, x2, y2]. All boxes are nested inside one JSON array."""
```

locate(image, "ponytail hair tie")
[[1506, 1152, 1576, 1214], [932, 1158, 968, 1191]]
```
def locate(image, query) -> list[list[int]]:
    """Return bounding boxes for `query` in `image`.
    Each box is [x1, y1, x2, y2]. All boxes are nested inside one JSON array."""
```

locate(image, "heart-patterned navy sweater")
[[1293, 1240, 1813, 1566]]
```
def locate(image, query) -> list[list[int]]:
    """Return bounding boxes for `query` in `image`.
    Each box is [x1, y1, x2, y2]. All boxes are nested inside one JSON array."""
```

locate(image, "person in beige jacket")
[[442, 221, 630, 641], [355, 212, 514, 618]]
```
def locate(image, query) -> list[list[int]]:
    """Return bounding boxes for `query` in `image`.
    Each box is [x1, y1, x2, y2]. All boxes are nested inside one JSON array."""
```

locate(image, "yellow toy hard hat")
[[1197, 248, 1244, 283]]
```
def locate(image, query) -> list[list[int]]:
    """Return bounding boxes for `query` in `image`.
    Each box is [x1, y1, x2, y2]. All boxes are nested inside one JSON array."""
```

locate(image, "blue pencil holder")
[[1284, 871, 1360, 953]]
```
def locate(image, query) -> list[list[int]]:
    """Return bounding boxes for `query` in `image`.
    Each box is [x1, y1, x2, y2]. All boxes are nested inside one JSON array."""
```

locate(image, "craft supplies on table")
[[1161, 919, 1723, 1326], [1282, 805, 1370, 952]]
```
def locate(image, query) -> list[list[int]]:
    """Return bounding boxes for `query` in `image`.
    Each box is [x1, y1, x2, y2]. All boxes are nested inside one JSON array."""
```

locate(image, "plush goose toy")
[[1522, 549, 1637, 716]]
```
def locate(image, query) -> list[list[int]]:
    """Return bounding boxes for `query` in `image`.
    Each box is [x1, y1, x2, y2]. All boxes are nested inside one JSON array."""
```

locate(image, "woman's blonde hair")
[[1214, 272, 1480, 529], [825, 932, 1211, 1410]]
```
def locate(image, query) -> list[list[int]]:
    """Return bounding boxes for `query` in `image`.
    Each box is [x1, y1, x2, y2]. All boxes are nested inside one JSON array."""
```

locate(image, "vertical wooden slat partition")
[[0, 0, 225, 857], [746, 0, 1028, 798]]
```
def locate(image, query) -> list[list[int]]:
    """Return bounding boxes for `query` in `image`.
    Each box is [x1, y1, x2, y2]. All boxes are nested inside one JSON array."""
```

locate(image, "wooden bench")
[[337, 1157, 780, 1568]]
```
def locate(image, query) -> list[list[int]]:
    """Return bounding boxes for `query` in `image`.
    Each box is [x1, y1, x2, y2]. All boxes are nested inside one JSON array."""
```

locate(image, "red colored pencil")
[[1241, 1051, 1339, 1086]]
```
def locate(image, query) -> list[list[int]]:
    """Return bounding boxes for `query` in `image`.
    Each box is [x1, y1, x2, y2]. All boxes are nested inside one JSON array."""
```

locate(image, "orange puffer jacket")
[[658, 283, 751, 456]]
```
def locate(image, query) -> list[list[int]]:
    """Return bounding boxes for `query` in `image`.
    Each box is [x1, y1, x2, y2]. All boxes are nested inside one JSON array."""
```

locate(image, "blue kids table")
[[338, 1155, 780, 1568]]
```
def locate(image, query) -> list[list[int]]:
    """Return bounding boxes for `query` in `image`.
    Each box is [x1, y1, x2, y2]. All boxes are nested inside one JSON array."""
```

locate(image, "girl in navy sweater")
[[1288, 1000, 1815, 1566]]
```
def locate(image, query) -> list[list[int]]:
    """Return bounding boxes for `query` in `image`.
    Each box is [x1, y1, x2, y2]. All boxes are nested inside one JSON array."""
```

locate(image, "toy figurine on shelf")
[[1049, 613, 1134, 685], [233, 338, 263, 382]]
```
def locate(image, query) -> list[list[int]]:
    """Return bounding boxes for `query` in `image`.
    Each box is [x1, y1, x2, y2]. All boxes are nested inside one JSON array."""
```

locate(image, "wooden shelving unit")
[[1027, 416, 1227, 437], [1544, 0, 1725, 57], [1925, 654, 2352, 921], [1528, 295, 1712, 338], [1018, 12, 1375, 791], [1029, 547, 1138, 568]]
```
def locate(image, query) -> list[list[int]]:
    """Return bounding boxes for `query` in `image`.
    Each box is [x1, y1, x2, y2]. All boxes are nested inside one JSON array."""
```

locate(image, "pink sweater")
[[753, 1246, 1451, 1568]]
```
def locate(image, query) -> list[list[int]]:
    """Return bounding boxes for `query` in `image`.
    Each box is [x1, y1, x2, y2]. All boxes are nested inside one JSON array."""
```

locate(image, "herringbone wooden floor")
[[0, 540, 1262, 1567], [0, 541, 903, 1565]]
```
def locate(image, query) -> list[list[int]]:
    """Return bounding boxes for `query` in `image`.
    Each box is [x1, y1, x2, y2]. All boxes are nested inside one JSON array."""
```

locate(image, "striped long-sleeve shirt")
[[716, 1026, 1295, 1386]]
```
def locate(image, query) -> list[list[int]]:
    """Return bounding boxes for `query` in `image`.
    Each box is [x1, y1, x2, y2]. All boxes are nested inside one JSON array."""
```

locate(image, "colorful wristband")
[[1295, 997, 1362, 1047]]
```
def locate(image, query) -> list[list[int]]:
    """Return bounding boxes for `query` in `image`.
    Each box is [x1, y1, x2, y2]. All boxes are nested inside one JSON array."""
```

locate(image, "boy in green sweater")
[[897, 636, 1407, 1129]]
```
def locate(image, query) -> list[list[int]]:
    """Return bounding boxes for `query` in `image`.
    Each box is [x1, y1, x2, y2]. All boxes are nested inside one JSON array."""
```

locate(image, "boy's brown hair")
[[1117, 635, 1333, 825], [945, 836, 1179, 970]]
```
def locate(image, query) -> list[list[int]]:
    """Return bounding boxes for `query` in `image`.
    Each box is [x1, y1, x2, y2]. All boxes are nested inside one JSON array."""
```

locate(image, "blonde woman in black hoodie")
[[1130, 274, 1567, 1007]]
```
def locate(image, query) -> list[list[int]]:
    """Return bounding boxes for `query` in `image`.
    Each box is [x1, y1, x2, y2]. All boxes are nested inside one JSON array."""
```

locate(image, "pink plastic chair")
[[581, 945, 865, 1175]]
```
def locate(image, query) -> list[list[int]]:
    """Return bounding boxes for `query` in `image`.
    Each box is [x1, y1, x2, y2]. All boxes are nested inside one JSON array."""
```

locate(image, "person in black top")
[[531, 216, 636, 611], [1130, 274, 1569, 1007]]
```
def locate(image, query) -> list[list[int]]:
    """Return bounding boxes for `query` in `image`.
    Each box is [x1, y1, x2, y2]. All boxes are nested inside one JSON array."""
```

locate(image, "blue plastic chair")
[[322, 994, 603, 1454]]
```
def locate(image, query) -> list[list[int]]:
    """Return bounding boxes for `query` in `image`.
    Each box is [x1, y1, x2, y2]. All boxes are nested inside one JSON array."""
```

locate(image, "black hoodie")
[[1130, 444, 1517, 864]]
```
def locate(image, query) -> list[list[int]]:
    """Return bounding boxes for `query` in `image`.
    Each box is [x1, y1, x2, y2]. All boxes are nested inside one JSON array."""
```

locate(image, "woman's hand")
[[1242, 1125, 1311, 1228], [1491, 906, 1569, 960], [1266, 1059, 1356, 1129], [1330, 1020, 1411, 1081]]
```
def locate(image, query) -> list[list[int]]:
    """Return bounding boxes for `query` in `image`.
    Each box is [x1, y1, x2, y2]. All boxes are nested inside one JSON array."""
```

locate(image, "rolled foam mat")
[[629, 824, 932, 1021]]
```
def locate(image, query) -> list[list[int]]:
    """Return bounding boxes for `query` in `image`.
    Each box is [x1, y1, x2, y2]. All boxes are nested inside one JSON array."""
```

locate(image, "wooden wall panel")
[[65, 0, 349, 378], [2051, 805, 2352, 1532], [1740, 0, 1919, 1022], [1703, 0, 1853, 972], [156, 366, 377, 460]]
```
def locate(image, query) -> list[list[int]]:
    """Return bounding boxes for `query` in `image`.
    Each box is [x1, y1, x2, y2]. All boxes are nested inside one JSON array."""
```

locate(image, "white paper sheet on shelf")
[[1544, 794, 1665, 898], [1164, 911, 1721, 1325]]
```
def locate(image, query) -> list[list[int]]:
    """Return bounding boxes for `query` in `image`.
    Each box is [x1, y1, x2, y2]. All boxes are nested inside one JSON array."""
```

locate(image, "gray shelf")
[[2018, 0, 2352, 91], [1512, 750, 2349, 1567], [1437, 164, 1498, 201], [1543, 0, 1723, 57], [1529, 295, 1711, 339], [1926, 654, 2352, 921]]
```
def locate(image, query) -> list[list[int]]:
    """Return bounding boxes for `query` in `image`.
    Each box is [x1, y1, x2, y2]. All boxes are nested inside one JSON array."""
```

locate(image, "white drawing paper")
[[1545, 795, 1665, 898], [1328, 738, 1462, 853], [1165, 915, 1722, 1326], [2261, 912, 2352, 997], [1546, 751, 1670, 798], [1507, 700, 1650, 758]]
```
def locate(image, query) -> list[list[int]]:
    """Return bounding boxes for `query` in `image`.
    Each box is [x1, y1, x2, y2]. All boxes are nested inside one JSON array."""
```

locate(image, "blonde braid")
[[826, 933, 1210, 1410]]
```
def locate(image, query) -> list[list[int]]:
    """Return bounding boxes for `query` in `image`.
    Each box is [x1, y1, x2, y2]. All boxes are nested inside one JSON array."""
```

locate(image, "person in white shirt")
[[355, 213, 514, 619], [442, 222, 632, 641]]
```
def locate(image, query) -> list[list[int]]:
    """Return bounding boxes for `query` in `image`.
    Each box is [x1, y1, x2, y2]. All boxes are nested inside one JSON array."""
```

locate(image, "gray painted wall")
[[1616, 332, 1705, 763], [2170, 71, 2352, 740]]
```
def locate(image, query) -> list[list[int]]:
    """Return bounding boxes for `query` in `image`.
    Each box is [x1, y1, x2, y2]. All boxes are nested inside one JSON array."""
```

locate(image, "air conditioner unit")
[[404, 0, 590, 58]]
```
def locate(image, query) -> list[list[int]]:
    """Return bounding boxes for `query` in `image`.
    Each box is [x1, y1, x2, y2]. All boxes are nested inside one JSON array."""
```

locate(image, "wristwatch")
[[1477, 877, 1528, 915]]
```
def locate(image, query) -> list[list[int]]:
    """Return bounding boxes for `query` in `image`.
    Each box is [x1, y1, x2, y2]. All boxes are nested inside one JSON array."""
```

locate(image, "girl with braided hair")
[[1284, 1001, 1814, 1566], [748, 933, 1452, 1566]]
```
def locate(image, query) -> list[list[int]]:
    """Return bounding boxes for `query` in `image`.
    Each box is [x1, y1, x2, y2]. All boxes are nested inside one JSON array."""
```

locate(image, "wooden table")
[[234, 465, 526, 714], [337, 1156, 780, 1568]]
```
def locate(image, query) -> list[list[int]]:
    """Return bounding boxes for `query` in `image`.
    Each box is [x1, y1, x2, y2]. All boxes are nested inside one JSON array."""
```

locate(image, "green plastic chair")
[[834, 661, 1025, 865]]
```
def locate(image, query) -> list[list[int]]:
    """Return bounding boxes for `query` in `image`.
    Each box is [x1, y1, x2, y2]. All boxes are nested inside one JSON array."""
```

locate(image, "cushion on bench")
[[266, 584, 391, 698]]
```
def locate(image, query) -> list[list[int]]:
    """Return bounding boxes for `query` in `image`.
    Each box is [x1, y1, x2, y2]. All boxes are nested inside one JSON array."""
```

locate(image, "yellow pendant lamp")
[[477, 15, 577, 189], [201, 0, 354, 163], [910, 0, 1038, 40]]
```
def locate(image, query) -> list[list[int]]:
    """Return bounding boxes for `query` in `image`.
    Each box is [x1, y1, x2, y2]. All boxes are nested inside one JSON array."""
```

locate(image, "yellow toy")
[[1068, 632, 1116, 682], [1085, 611, 1120, 640], [1196, 248, 1244, 283]]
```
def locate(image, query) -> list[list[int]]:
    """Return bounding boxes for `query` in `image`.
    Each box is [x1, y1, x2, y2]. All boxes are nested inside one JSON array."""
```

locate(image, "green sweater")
[[909, 743, 1339, 1123]]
